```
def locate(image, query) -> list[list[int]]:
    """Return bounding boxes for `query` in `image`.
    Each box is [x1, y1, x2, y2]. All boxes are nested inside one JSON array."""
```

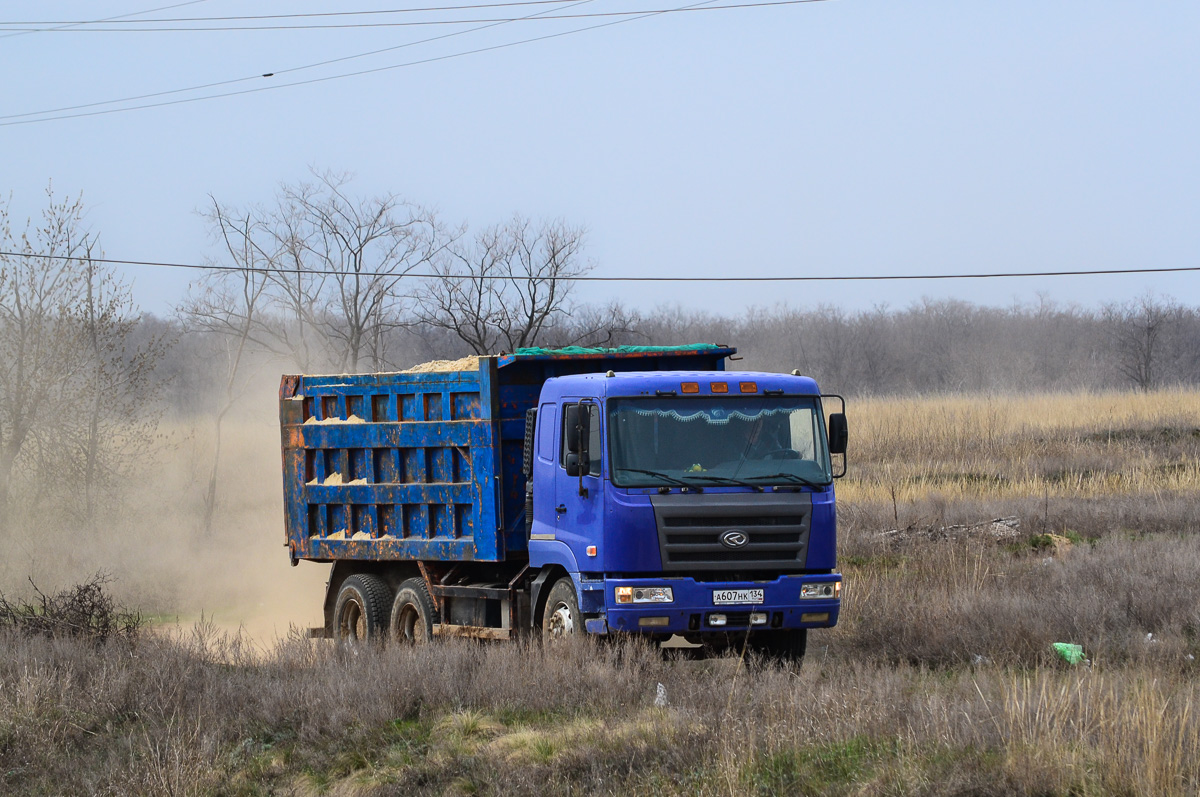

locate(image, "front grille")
[[663, 515, 805, 527], [651, 492, 812, 572], [672, 549, 799, 562], [665, 531, 801, 546]]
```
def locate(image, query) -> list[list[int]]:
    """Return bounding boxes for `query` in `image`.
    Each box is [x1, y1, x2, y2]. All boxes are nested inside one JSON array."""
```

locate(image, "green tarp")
[[513, 344, 723, 357]]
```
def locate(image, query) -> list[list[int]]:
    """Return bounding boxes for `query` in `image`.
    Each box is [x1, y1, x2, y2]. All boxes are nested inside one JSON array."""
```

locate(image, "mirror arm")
[[577, 402, 589, 497]]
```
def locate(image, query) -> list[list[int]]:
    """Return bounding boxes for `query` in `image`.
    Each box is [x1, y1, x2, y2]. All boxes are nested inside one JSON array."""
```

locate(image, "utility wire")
[[1, 1, 574, 26], [0, 0, 210, 39], [0, 0, 600, 123], [0, 0, 834, 32], [0, 0, 748, 127], [1, 250, 1195, 283]]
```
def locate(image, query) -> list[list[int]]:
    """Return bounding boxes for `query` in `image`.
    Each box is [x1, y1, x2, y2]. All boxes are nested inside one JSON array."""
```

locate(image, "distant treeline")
[[146, 293, 1200, 415]]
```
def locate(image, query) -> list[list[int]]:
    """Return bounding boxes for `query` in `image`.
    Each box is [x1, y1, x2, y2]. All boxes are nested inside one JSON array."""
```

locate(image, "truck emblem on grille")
[[720, 530, 749, 548]]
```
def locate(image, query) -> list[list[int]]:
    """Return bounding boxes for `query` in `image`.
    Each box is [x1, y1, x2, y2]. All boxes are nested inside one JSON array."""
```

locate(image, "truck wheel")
[[542, 578, 580, 641], [390, 578, 439, 644], [334, 574, 392, 644]]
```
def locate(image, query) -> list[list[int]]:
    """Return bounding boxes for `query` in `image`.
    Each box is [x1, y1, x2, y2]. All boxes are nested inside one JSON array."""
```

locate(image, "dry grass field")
[[2, 387, 1200, 795], [846, 388, 1200, 502]]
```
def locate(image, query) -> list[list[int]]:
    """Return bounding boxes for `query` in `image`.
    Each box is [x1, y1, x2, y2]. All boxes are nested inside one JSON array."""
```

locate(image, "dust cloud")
[[0, 378, 330, 648]]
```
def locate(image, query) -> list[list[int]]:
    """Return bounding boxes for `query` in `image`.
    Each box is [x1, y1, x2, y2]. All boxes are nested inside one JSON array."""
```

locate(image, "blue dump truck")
[[279, 344, 846, 659]]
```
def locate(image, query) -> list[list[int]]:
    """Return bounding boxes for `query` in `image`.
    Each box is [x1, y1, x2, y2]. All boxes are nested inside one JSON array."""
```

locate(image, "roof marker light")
[[739, 382, 758, 393], [680, 382, 699, 394], [710, 382, 728, 393]]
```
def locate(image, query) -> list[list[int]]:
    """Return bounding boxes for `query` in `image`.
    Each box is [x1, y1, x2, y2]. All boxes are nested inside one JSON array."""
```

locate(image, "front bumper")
[[586, 573, 841, 636]]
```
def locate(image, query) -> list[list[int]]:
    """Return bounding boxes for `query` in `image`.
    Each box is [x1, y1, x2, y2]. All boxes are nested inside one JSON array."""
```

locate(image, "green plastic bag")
[[1052, 642, 1085, 665]]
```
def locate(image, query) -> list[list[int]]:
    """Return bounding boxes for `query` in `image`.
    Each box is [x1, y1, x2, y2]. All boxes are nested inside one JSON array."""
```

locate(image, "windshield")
[[608, 396, 832, 488]]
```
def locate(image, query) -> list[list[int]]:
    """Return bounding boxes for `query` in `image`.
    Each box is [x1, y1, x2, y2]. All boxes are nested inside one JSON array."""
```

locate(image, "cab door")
[[554, 399, 603, 564], [529, 401, 559, 540]]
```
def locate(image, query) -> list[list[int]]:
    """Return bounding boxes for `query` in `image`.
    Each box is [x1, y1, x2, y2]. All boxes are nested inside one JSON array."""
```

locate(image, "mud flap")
[[585, 617, 609, 635]]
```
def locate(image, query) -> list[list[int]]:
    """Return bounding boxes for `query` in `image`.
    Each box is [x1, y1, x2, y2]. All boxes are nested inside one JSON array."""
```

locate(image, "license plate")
[[712, 588, 764, 605]]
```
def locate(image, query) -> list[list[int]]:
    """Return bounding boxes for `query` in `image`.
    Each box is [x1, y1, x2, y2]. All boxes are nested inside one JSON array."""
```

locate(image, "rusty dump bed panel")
[[279, 347, 734, 564]]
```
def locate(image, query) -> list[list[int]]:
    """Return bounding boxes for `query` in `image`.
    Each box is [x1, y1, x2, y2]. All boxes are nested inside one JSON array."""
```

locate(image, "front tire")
[[542, 578, 581, 641], [334, 574, 391, 644], [389, 577, 439, 644]]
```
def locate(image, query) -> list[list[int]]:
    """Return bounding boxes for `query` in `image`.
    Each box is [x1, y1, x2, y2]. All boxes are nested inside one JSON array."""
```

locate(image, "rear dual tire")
[[333, 574, 438, 645], [389, 578, 438, 644], [333, 574, 392, 644]]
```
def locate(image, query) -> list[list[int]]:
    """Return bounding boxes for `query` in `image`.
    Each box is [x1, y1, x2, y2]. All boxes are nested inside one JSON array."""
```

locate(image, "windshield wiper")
[[679, 474, 763, 491], [616, 468, 692, 488], [745, 472, 828, 489]]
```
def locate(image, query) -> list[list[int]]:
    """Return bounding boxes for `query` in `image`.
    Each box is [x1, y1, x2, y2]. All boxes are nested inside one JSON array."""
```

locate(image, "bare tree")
[[550, 299, 646, 348], [284, 172, 441, 371], [197, 196, 327, 372], [198, 199, 314, 359], [200, 172, 441, 373], [184, 208, 274, 536], [853, 304, 898, 394], [803, 304, 857, 394], [0, 187, 166, 527], [1104, 294, 1181, 391], [264, 196, 327, 372], [0, 189, 93, 526], [74, 246, 169, 524], [413, 216, 589, 354]]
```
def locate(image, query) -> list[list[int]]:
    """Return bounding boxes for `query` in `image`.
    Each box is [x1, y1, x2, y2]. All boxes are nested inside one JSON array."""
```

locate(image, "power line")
[[2, 250, 1195, 283], [0, 0, 596, 123], [0, 0, 752, 127], [0, 0, 210, 40], [1, 1, 572, 26], [0, 0, 833, 32]]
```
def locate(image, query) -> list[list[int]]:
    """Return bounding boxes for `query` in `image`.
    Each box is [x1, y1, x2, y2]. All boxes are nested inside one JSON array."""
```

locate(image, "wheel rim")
[[396, 603, 423, 643], [546, 601, 575, 637], [340, 598, 365, 641]]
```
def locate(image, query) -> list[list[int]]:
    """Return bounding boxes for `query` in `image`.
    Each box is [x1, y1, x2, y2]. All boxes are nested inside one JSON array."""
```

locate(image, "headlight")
[[616, 586, 674, 604], [801, 582, 838, 599]]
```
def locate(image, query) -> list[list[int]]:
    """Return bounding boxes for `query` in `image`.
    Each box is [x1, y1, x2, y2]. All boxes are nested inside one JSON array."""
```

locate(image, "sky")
[[1, 0, 1197, 317]]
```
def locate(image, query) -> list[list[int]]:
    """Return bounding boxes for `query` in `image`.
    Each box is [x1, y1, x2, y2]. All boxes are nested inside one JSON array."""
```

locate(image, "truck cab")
[[527, 370, 843, 654]]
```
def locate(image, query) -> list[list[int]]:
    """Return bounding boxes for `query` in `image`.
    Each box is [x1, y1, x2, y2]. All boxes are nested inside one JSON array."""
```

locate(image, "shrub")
[[0, 572, 141, 643]]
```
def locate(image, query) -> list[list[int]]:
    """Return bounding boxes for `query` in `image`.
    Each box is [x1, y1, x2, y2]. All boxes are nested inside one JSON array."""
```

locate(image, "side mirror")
[[828, 413, 848, 455], [564, 404, 591, 457], [565, 452, 590, 477]]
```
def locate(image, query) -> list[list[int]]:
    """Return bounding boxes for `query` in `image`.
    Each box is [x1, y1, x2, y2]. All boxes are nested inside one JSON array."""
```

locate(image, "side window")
[[587, 405, 601, 475], [537, 403, 557, 462], [560, 402, 601, 476], [788, 408, 817, 459]]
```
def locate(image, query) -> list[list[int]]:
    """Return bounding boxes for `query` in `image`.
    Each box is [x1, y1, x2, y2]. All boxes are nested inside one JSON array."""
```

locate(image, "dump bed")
[[279, 345, 735, 564]]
